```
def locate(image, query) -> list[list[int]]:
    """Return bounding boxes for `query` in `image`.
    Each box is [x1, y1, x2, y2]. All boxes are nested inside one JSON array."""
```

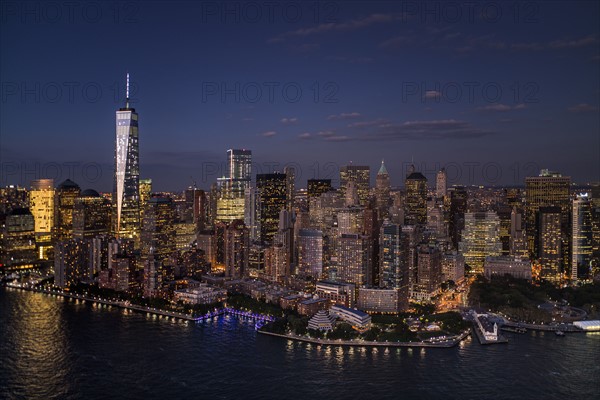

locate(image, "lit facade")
[[29, 179, 54, 260], [458, 211, 502, 273]]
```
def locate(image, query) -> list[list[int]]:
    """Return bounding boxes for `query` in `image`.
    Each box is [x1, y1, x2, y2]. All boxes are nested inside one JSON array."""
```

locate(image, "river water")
[[1, 288, 599, 400]]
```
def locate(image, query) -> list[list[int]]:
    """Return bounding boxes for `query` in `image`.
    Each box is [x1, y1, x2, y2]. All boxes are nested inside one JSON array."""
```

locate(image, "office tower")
[[442, 251, 465, 283], [337, 206, 364, 235], [297, 229, 323, 279], [414, 244, 443, 301], [1, 208, 36, 268], [344, 181, 360, 207], [497, 205, 512, 255], [525, 169, 570, 269], [510, 207, 528, 257], [54, 179, 80, 243], [284, 165, 296, 212], [207, 182, 219, 228], [29, 179, 55, 260], [256, 173, 287, 245], [244, 187, 261, 242], [141, 196, 176, 263], [389, 191, 404, 225], [436, 168, 447, 198], [448, 186, 468, 248], [339, 165, 370, 206], [248, 243, 266, 277], [197, 230, 216, 268], [309, 190, 343, 232], [54, 238, 89, 288], [73, 190, 111, 240], [458, 211, 502, 273], [89, 235, 120, 276], [144, 248, 160, 297], [139, 178, 152, 224], [537, 206, 563, 283], [193, 189, 208, 230], [571, 194, 593, 280], [174, 221, 196, 250], [426, 197, 446, 237], [307, 179, 332, 201], [375, 160, 391, 221], [404, 169, 427, 225], [217, 149, 252, 222], [113, 73, 140, 244], [379, 222, 408, 290], [224, 220, 249, 278], [402, 225, 421, 289], [337, 233, 372, 286]]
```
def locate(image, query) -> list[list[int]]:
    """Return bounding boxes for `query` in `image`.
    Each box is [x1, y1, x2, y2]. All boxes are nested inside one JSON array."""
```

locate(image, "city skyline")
[[1, 1, 599, 191]]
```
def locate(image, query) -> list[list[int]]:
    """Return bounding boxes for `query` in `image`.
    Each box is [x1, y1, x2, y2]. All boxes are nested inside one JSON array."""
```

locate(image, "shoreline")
[[257, 329, 471, 348], [3, 283, 274, 324]]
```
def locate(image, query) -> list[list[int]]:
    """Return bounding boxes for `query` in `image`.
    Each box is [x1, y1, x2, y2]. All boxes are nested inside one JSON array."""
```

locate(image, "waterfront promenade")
[[258, 329, 471, 348], [4, 283, 274, 324]]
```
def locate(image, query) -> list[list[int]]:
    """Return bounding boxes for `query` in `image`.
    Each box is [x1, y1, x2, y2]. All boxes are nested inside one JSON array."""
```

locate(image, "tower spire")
[[125, 72, 130, 108]]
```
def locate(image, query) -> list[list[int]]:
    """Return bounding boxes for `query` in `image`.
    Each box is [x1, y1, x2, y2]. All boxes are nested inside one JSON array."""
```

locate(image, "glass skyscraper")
[[113, 73, 140, 244]]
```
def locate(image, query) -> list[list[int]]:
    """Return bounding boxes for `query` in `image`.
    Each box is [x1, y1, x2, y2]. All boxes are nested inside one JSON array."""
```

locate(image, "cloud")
[[347, 118, 388, 128], [477, 103, 526, 112], [327, 112, 361, 120], [270, 13, 401, 42], [281, 117, 298, 125], [298, 132, 312, 139], [316, 119, 493, 142], [261, 131, 277, 137], [459, 35, 599, 53], [317, 130, 335, 137], [379, 36, 412, 49], [567, 103, 599, 113], [424, 90, 442, 99], [327, 56, 374, 64]]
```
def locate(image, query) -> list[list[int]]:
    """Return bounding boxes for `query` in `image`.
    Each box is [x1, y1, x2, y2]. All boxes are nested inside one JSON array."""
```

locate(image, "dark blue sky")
[[1, 1, 599, 191]]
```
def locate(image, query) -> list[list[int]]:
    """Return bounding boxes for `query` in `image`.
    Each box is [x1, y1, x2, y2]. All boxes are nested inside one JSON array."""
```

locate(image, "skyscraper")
[[217, 149, 252, 222], [458, 211, 502, 273], [525, 170, 570, 271], [141, 196, 176, 264], [375, 160, 391, 221], [54, 179, 80, 243], [1, 208, 36, 268], [256, 173, 287, 245], [30, 179, 54, 260], [436, 168, 447, 198], [537, 206, 563, 283], [339, 165, 370, 206], [297, 229, 323, 279], [379, 222, 408, 290], [73, 189, 111, 240], [404, 170, 427, 226], [113, 73, 140, 244], [572, 193, 593, 280]]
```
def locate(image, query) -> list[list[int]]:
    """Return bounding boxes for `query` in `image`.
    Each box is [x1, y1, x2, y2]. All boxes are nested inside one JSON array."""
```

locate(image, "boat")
[[555, 330, 565, 337]]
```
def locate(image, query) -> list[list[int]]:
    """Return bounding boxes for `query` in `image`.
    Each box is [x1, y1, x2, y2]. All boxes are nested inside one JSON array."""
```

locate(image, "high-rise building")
[[413, 244, 443, 301], [379, 222, 408, 291], [256, 173, 287, 245], [224, 220, 249, 278], [1, 208, 36, 268], [297, 229, 323, 279], [375, 160, 391, 221], [139, 178, 152, 224], [537, 206, 563, 283], [54, 238, 89, 288], [571, 194, 593, 280], [525, 170, 570, 270], [448, 186, 467, 248], [339, 165, 370, 206], [284, 166, 296, 212], [244, 187, 261, 243], [436, 168, 447, 198], [509, 207, 528, 258], [307, 179, 332, 201], [337, 233, 372, 286], [54, 179, 80, 243], [217, 149, 252, 222], [113, 73, 140, 244], [404, 170, 427, 225], [29, 179, 54, 260], [141, 196, 176, 263], [458, 211, 502, 273], [73, 190, 111, 240]]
